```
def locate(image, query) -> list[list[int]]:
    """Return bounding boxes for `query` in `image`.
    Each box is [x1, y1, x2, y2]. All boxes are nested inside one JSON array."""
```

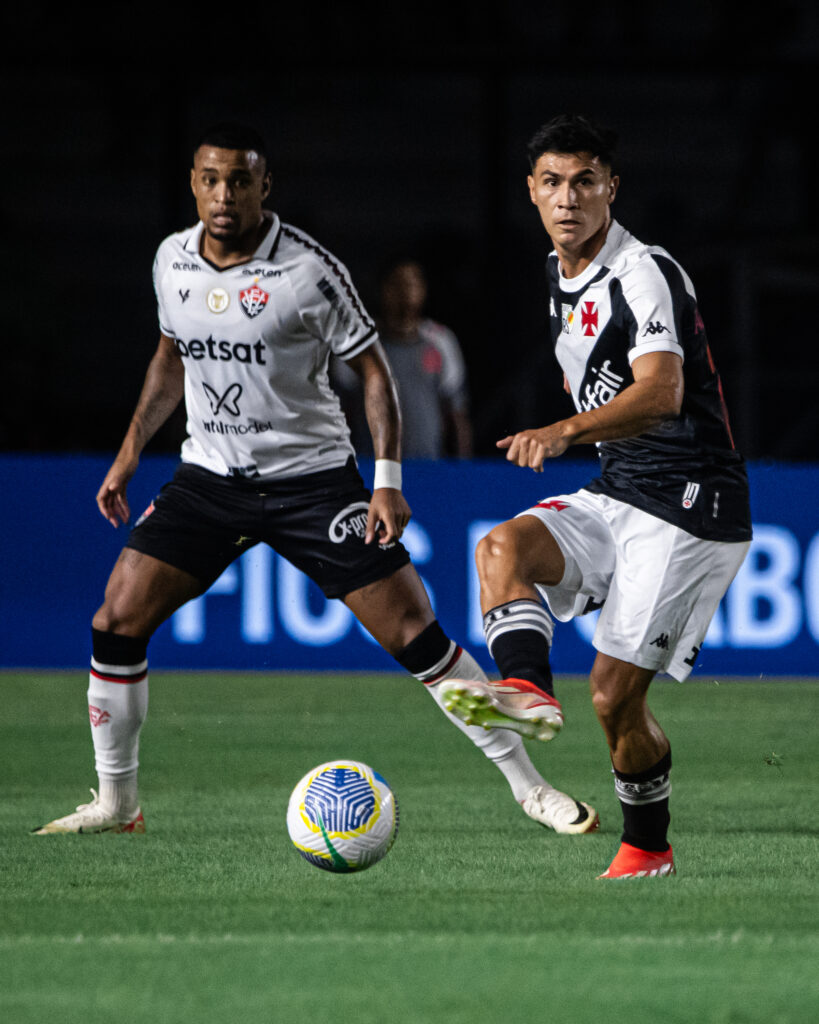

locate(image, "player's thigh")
[[476, 513, 566, 588], [518, 490, 616, 621], [94, 547, 205, 637], [343, 563, 435, 654], [594, 507, 749, 680]]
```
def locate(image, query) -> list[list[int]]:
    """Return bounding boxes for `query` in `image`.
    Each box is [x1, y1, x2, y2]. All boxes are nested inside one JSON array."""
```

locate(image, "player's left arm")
[[499, 350, 683, 471], [346, 340, 412, 544]]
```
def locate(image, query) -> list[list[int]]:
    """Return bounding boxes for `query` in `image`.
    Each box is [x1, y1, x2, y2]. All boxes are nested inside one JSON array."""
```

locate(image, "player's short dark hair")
[[377, 254, 425, 287], [527, 114, 618, 172], [193, 122, 269, 170]]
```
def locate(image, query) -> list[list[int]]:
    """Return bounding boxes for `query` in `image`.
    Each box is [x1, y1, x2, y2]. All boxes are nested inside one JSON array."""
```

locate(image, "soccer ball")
[[286, 760, 398, 872]]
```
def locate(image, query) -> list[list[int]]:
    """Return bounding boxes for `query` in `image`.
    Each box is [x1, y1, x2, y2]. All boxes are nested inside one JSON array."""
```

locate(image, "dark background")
[[5, 5, 817, 460]]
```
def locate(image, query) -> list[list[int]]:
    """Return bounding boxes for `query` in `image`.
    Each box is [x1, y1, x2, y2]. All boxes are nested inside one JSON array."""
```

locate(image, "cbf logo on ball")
[[328, 502, 370, 544], [286, 760, 399, 872]]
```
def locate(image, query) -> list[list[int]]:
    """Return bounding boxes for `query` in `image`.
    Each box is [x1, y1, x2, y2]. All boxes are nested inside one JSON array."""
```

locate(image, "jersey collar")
[[184, 211, 283, 265], [550, 220, 628, 293]]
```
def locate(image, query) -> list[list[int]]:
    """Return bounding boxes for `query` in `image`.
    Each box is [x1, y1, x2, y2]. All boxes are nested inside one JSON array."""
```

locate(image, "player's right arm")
[[96, 333, 184, 527]]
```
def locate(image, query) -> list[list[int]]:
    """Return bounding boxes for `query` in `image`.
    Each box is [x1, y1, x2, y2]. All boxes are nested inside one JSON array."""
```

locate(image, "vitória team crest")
[[240, 285, 270, 319]]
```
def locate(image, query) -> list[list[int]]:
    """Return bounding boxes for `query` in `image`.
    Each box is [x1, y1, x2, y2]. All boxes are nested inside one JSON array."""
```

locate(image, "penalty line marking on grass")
[[0, 931, 806, 950]]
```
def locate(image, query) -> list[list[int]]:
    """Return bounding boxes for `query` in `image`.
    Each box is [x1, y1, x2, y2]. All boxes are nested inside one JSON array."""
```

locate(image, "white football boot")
[[522, 784, 599, 835], [32, 789, 145, 835]]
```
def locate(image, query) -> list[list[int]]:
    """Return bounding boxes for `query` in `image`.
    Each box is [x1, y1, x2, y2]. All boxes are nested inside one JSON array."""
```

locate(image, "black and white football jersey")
[[153, 212, 377, 480], [546, 220, 751, 541]]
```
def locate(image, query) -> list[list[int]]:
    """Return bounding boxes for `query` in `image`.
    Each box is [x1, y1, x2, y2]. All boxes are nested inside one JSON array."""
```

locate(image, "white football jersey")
[[153, 212, 377, 480]]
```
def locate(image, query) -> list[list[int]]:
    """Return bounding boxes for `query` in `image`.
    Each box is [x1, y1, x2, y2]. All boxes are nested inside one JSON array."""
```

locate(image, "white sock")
[[417, 643, 547, 801], [88, 658, 148, 816]]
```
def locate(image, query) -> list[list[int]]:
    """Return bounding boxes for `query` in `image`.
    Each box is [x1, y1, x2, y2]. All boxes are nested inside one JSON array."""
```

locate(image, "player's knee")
[[92, 580, 153, 637], [590, 663, 649, 733], [475, 522, 525, 585], [590, 682, 628, 732], [91, 601, 144, 637]]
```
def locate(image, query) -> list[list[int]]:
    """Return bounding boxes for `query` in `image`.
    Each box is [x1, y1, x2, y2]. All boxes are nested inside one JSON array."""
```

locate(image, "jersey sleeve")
[[152, 240, 176, 339], [620, 253, 686, 365], [291, 252, 377, 359], [426, 321, 469, 409]]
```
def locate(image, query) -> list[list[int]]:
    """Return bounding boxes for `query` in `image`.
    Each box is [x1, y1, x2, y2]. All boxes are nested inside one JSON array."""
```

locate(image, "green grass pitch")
[[2, 670, 818, 1023]]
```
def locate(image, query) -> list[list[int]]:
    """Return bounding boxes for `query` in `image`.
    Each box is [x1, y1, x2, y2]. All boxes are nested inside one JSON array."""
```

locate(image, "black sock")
[[482, 600, 553, 695], [614, 750, 672, 852], [394, 621, 457, 680], [92, 628, 148, 666]]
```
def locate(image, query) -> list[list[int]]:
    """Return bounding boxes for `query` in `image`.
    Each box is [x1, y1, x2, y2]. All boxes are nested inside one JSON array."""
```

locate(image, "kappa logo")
[[650, 633, 670, 650], [240, 284, 270, 319], [580, 301, 598, 336], [203, 382, 243, 416], [179, 288, 190, 303], [642, 321, 670, 336], [328, 502, 370, 544], [89, 705, 111, 727]]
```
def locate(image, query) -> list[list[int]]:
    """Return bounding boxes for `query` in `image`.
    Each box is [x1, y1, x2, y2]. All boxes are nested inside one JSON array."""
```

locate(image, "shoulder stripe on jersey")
[[280, 225, 375, 330], [262, 219, 283, 262]]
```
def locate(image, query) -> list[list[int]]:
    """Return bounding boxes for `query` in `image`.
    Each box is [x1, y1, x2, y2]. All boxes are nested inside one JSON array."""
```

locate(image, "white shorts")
[[518, 489, 750, 681]]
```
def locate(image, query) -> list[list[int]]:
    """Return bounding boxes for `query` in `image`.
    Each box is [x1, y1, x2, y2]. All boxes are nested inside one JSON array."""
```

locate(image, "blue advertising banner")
[[1, 455, 817, 676]]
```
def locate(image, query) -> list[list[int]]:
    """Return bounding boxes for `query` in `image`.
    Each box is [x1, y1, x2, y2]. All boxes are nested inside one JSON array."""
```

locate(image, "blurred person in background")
[[333, 258, 472, 459]]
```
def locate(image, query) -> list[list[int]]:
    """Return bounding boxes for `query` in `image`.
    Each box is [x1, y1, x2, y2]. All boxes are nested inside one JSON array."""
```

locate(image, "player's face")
[[190, 146, 271, 244], [527, 152, 618, 255], [381, 262, 427, 317]]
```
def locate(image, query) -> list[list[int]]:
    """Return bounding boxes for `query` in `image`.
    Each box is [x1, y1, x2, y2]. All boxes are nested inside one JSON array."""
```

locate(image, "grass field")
[[1, 670, 818, 1024]]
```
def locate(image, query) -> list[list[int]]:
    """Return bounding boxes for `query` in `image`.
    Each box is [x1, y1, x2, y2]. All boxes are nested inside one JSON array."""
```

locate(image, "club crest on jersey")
[[206, 287, 230, 314], [240, 284, 270, 319], [581, 301, 599, 336]]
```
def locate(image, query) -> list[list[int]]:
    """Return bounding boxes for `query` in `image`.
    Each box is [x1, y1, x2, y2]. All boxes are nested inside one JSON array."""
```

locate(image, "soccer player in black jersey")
[[34, 122, 598, 838], [443, 114, 751, 878]]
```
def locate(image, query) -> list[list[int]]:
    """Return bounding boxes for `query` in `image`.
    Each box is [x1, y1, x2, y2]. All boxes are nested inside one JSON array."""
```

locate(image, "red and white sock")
[[88, 655, 148, 816]]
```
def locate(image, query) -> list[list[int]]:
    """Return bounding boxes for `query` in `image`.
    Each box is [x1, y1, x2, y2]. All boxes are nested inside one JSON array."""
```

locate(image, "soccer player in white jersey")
[[442, 114, 752, 878], [34, 122, 597, 837]]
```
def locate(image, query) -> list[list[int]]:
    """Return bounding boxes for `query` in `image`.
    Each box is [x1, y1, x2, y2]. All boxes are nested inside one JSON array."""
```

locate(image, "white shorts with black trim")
[[518, 489, 750, 681]]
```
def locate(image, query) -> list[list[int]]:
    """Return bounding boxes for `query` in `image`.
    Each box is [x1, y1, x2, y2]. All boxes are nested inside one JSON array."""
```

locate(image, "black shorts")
[[126, 459, 410, 599]]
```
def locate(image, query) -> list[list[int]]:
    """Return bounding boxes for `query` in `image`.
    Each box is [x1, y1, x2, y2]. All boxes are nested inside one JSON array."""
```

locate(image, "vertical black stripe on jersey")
[[649, 254, 737, 453], [575, 277, 635, 412]]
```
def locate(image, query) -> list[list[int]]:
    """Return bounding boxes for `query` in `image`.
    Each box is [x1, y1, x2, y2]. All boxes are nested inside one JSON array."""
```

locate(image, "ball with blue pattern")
[[286, 760, 398, 872]]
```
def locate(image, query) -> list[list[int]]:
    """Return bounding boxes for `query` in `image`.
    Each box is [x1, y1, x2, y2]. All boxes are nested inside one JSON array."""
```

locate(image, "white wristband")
[[373, 459, 402, 491]]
